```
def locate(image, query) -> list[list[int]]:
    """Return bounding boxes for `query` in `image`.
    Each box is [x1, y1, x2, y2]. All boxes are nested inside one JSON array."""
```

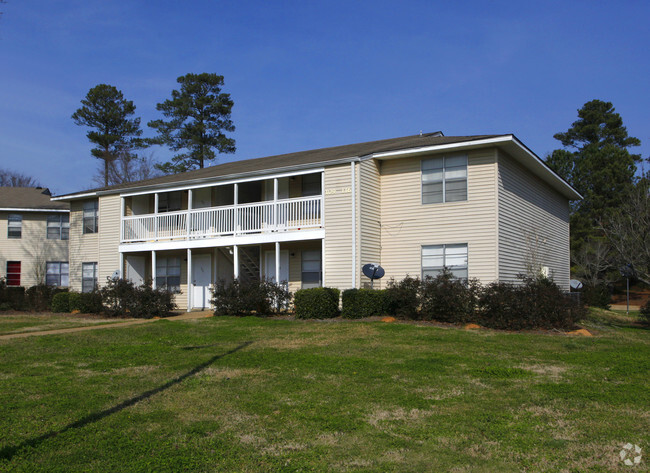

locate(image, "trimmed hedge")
[[641, 301, 650, 325], [51, 292, 70, 313], [384, 276, 420, 319], [294, 287, 340, 319], [420, 270, 480, 323], [101, 278, 176, 318], [341, 288, 385, 319], [211, 278, 291, 316], [69, 291, 103, 314], [0, 285, 26, 311], [478, 277, 586, 330]]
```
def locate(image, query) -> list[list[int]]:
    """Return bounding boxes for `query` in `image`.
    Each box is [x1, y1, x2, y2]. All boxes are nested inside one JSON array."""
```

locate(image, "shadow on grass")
[[0, 341, 252, 462]]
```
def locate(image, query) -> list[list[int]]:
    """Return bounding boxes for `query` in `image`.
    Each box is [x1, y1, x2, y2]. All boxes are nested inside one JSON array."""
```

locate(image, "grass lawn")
[[0, 311, 648, 472], [0, 313, 137, 336]]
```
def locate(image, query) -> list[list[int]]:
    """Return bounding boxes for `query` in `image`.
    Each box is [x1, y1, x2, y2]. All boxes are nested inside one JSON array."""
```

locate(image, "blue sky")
[[1, 0, 648, 195]]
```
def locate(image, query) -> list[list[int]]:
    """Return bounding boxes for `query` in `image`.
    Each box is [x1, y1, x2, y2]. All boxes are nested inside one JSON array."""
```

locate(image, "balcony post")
[[234, 183, 239, 235], [273, 178, 278, 231], [154, 193, 159, 241], [151, 250, 157, 289], [120, 197, 125, 243], [233, 245, 239, 279], [187, 189, 193, 238]]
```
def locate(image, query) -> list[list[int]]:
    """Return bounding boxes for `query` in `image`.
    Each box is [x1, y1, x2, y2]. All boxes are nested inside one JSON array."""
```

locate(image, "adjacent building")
[[52, 133, 581, 310], [0, 187, 70, 288]]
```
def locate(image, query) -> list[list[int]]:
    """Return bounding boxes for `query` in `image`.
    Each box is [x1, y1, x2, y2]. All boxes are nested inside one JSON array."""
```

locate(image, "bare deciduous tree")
[[92, 151, 161, 187], [601, 180, 650, 285], [0, 168, 41, 187], [571, 238, 614, 286]]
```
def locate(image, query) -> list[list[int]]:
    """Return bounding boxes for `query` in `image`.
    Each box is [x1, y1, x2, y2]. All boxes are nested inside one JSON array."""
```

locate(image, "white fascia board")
[[50, 192, 98, 201], [369, 135, 582, 200], [119, 229, 326, 253], [0, 207, 69, 213], [120, 167, 327, 198]]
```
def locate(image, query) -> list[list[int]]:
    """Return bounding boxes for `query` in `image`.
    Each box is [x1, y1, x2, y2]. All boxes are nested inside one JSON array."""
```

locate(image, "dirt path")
[[0, 311, 213, 340]]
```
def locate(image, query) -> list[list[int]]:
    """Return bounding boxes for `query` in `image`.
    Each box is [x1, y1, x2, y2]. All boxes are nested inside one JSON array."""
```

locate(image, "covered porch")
[[121, 239, 323, 311]]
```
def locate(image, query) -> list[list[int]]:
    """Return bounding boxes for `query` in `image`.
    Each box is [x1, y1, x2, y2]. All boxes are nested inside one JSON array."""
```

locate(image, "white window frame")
[[301, 250, 322, 289], [156, 257, 181, 292], [8, 213, 22, 239], [421, 243, 468, 280], [83, 201, 98, 234], [82, 262, 98, 293], [421, 154, 468, 204], [46, 261, 69, 287], [47, 214, 70, 240]]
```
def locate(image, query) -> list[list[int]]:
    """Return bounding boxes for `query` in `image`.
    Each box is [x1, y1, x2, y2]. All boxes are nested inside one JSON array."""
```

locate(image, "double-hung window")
[[422, 155, 468, 204], [301, 250, 322, 289], [8, 214, 22, 239], [46, 262, 69, 287], [83, 201, 98, 234], [156, 257, 181, 292], [6, 261, 21, 286], [47, 214, 70, 240], [422, 244, 468, 280], [82, 262, 98, 293]]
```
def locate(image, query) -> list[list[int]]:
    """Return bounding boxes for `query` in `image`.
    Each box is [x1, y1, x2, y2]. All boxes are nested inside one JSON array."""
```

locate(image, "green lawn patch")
[[0, 313, 133, 336], [0, 310, 648, 472]]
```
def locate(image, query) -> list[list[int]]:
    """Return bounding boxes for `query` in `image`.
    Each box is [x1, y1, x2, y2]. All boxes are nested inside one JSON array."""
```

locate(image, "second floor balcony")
[[120, 171, 323, 244]]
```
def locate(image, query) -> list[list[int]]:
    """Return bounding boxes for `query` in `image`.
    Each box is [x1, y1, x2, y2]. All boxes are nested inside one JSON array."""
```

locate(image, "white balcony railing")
[[122, 196, 323, 243]]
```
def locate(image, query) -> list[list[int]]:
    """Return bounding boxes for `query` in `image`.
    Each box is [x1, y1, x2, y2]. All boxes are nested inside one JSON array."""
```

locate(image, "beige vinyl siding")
[[497, 150, 571, 290], [0, 211, 69, 287], [98, 195, 122, 285], [359, 159, 382, 288], [69, 200, 100, 291], [380, 149, 498, 283], [323, 163, 354, 290]]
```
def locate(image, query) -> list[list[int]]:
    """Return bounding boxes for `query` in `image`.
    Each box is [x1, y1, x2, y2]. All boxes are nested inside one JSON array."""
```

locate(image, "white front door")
[[264, 250, 289, 284], [126, 256, 145, 286], [192, 254, 212, 309]]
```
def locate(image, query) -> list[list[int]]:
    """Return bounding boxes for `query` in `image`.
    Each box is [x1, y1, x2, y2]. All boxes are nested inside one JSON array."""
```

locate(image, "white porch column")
[[233, 245, 239, 279], [119, 251, 124, 280], [321, 238, 325, 287], [151, 250, 157, 289], [187, 248, 192, 312], [275, 241, 280, 284], [234, 183, 239, 235], [119, 197, 125, 243]]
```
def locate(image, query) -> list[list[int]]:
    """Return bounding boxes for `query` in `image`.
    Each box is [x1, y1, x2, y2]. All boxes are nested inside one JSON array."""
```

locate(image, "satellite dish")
[[362, 263, 385, 289], [569, 279, 583, 290], [111, 270, 121, 280]]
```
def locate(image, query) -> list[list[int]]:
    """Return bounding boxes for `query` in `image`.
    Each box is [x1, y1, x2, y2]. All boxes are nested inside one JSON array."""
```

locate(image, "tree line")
[[71, 72, 236, 187], [545, 99, 649, 296]]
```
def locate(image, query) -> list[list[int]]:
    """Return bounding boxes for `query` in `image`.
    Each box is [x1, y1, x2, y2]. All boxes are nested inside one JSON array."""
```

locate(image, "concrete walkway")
[[0, 311, 213, 341]]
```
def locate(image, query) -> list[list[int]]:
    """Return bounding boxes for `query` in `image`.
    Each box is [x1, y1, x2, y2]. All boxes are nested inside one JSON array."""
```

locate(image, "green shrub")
[[70, 291, 103, 314], [580, 283, 611, 309], [294, 287, 340, 319], [640, 301, 650, 325], [341, 288, 386, 319], [479, 277, 586, 330], [51, 292, 70, 313], [210, 278, 291, 316], [0, 285, 26, 310], [25, 285, 67, 312], [100, 278, 176, 318], [419, 270, 480, 323], [384, 276, 420, 319]]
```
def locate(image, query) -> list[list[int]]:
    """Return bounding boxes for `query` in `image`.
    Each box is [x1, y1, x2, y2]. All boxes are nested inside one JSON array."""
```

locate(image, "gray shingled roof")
[[0, 187, 69, 210], [56, 133, 502, 198]]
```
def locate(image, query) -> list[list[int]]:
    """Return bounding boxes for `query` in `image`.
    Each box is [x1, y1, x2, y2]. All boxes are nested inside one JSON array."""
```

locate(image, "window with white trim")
[[156, 257, 181, 292], [82, 262, 98, 293], [8, 214, 22, 239], [301, 250, 322, 289], [421, 154, 468, 204], [6, 261, 21, 286], [47, 214, 69, 240], [83, 201, 98, 234], [46, 262, 69, 287], [422, 244, 468, 280]]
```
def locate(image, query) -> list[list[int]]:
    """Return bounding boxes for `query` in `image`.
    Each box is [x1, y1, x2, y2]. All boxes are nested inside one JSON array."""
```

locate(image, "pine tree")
[[148, 73, 235, 174]]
